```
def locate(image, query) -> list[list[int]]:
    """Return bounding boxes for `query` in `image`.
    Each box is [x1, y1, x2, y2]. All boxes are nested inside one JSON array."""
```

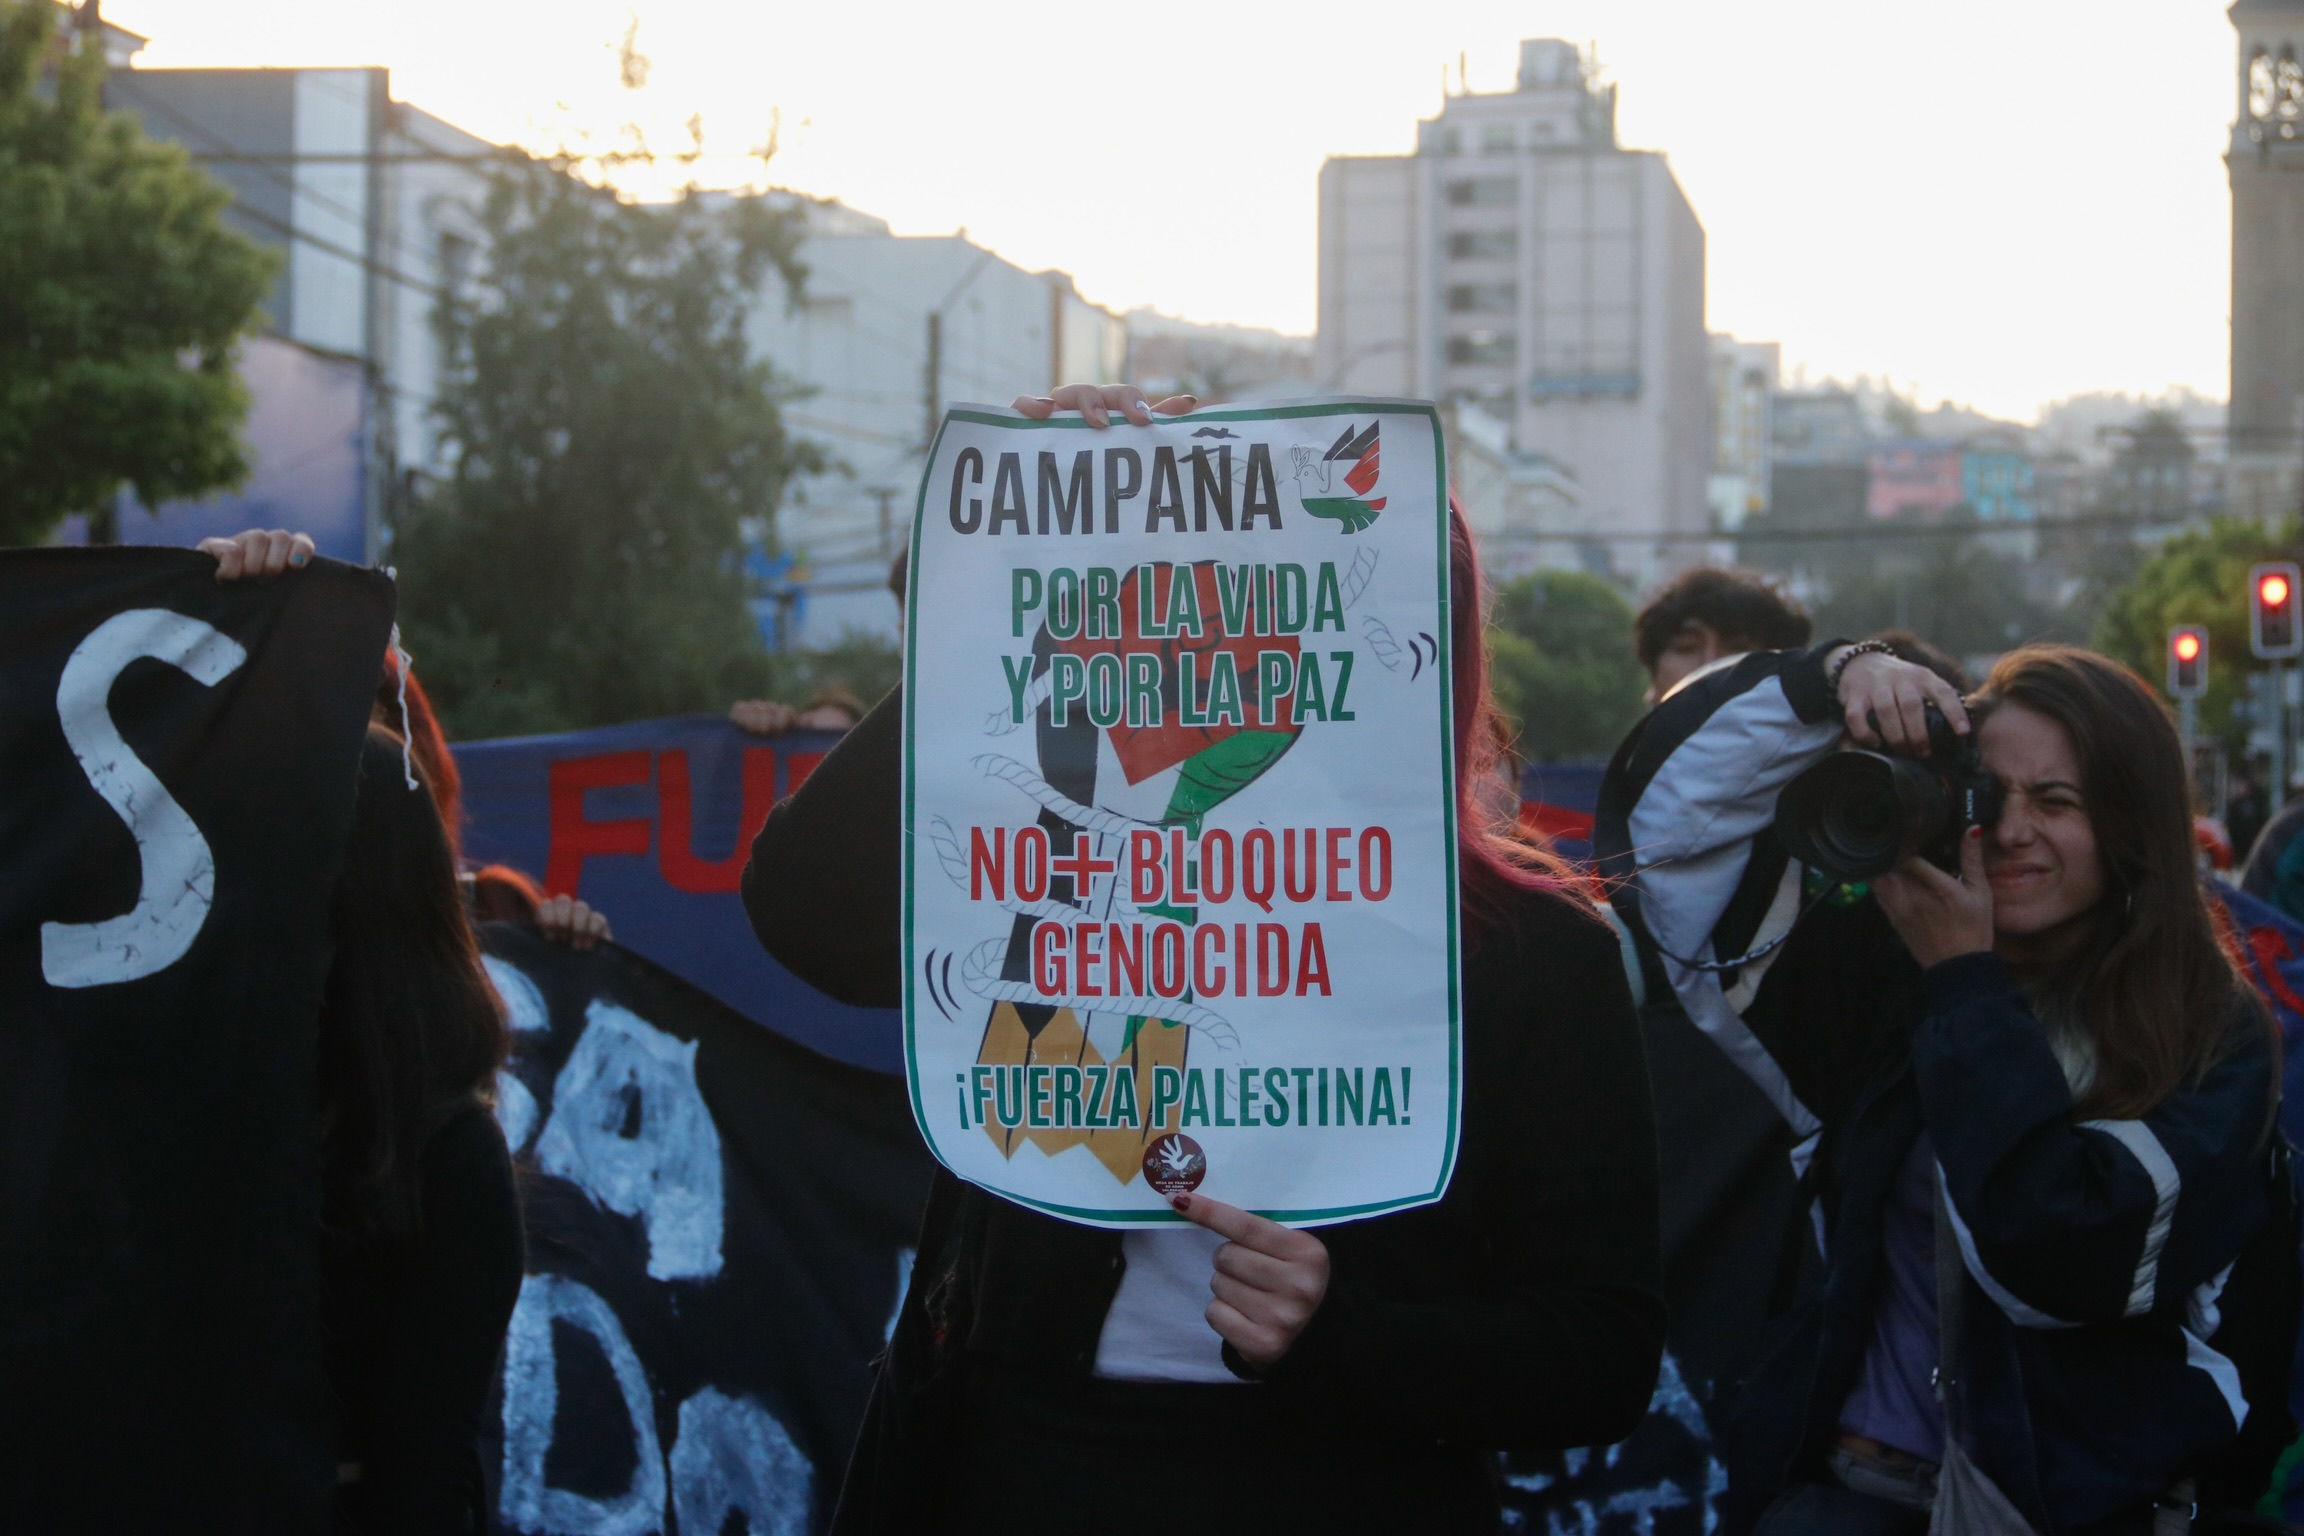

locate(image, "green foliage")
[[394, 164, 821, 737], [0, 1, 277, 544], [2094, 516, 2300, 747], [1485, 569, 1649, 763]]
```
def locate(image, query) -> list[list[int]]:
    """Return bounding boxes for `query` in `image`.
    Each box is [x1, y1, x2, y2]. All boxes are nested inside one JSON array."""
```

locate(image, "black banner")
[[0, 549, 395, 1533], [477, 926, 934, 1535]]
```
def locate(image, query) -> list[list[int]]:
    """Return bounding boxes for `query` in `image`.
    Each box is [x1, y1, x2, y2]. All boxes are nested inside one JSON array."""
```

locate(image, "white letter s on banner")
[[42, 609, 247, 990]]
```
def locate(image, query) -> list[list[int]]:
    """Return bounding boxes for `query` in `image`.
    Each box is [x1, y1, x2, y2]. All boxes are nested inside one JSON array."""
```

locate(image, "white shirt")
[[1090, 1228, 1245, 1384]]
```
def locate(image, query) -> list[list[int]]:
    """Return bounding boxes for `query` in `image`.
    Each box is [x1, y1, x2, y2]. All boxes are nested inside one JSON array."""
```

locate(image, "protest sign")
[[451, 715, 900, 1072], [901, 400, 1458, 1227], [479, 925, 932, 1536], [0, 549, 393, 1534]]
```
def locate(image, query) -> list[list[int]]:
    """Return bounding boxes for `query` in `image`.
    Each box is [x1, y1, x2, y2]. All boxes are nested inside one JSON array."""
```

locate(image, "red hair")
[[1448, 495, 1576, 933]]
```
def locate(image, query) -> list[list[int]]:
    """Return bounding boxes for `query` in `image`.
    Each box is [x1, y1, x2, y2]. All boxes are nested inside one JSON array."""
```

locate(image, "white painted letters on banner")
[[42, 608, 247, 990]]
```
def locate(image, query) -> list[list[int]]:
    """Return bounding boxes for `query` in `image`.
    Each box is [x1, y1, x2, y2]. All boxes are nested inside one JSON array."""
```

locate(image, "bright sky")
[[114, 0, 2243, 424]]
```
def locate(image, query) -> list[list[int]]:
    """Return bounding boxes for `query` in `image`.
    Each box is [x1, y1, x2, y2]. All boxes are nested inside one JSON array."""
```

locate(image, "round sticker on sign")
[[1141, 1133, 1207, 1198]]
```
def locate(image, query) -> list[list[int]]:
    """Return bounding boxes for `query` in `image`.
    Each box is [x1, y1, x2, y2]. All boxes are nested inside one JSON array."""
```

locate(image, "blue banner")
[[453, 715, 903, 1074]]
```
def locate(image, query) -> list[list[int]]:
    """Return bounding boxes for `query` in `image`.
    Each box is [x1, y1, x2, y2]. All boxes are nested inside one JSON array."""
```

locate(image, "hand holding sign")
[[1173, 1191, 1330, 1369], [1012, 381, 1198, 427]]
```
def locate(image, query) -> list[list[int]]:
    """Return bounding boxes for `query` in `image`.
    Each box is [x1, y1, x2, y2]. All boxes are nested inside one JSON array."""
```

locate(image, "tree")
[[1485, 569, 1648, 763], [0, 1, 277, 545], [2094, 515, 2299, 748], [393, 164, 822, 738]]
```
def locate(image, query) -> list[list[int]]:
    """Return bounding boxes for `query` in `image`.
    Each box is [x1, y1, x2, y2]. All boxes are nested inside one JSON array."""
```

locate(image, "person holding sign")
[[318, 730, 525, 1535], [202, 533, 524, 1531], [744, 384, 1664, 1534]]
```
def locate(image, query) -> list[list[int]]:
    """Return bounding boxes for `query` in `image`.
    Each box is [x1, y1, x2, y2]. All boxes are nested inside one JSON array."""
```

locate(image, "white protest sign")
[[901, 399, 1459, 1228]]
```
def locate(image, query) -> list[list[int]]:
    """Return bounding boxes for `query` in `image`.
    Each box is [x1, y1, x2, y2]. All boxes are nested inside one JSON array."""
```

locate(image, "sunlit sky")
[[114, 0, 2244, 424]]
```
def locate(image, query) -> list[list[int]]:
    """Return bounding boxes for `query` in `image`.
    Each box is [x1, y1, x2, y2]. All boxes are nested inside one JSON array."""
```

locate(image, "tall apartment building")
[[2231, 0, 2304, 522], [1316, 39, 1711, 588]]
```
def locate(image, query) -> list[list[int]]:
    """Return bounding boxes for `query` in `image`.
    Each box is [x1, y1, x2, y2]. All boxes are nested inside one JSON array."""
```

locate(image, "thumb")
[[1960, 824, 1986, 886]]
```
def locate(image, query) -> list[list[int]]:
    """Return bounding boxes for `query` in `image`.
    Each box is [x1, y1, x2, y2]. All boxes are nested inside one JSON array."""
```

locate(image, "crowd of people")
[[181, 375, 2302, 1535]]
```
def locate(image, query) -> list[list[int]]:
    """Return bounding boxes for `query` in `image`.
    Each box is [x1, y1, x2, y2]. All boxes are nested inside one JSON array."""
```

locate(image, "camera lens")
[[1775, 752, 1951, 882], [1816, 782, 1899, 866]]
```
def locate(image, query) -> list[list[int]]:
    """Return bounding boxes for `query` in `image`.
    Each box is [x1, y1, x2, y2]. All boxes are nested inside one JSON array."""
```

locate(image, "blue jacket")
[[1595, 642, 2281, 1534]]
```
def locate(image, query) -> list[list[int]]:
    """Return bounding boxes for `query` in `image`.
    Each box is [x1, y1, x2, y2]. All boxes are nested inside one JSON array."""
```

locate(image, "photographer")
[[1597, 640, 2290, 1534]]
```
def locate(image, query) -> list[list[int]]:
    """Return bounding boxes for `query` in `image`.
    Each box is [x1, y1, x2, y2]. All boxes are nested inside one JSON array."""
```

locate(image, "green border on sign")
[[900, 399, 1460, 1227]]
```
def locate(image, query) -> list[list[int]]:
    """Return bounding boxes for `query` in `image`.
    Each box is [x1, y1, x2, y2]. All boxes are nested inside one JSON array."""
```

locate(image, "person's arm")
[[359, 1105, 526, 1531], [1597, 641, 1966, 1138], [1598, 643, 1847, 1136], [1916, 957, 2275, 1330], [741, 685, 903, 1007], [1256, 905, 1668, 1449]]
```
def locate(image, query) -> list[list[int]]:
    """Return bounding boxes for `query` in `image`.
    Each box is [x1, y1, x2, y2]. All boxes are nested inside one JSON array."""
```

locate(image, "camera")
[[1773, 704, 2003, 882]]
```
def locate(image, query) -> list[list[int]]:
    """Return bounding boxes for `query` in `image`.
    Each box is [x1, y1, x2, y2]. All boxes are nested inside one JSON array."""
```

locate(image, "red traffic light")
[[2169, 625, 2209, 698], [2252, 562, 2303, 660]]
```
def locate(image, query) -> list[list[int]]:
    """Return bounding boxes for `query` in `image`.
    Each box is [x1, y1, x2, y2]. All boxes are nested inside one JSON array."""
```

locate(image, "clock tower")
[[2232, 0, 2304, 521]]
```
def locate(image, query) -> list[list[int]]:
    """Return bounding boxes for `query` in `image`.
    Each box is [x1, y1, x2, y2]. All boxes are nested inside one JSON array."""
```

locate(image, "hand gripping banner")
[[901, 400, 1460, 1227], [0, 548, 393, 1534]]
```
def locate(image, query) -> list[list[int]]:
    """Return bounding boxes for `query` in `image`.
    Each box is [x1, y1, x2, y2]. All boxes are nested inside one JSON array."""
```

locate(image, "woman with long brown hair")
[[318, 727, 525, 1534], [1603, 640, 2288, 1534]]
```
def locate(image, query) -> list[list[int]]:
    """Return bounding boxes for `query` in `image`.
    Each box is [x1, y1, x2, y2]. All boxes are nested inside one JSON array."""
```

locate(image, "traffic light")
[[2251, 562, 2302, 659], [2170, 625, 2209, 697]]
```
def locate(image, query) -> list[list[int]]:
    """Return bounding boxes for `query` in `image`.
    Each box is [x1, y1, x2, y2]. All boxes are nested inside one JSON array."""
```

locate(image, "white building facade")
[[744, 204, 1125, 648], [1316, 39, 1711, 589]]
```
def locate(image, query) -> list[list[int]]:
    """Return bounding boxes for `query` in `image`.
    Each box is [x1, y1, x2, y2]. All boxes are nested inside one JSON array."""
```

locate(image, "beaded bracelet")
[[1827, 639, 1897, 697]]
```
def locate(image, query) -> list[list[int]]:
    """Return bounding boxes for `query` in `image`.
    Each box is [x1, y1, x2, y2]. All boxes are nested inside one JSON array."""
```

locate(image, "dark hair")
[[1635, 567, 1810, 672], [1450, 495, 1576, 928], [1870, 628, 1971, 692], [319, 728, 509, 1239], [1972, 646, 2271, 1121]]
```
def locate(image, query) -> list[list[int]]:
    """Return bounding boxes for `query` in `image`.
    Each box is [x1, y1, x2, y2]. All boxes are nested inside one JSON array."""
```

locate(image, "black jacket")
[[320, 1098, 524, 1535], [1596, 643, 2292, 1535], [743, 688, 1669, 1533]]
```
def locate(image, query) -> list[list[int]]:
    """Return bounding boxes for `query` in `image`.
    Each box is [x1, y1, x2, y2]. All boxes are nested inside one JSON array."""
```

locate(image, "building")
[[741, 202, 1125, 648], [1443, 401, 1585, 582], [2230, 0, 2304, 523], [1124, 310, 1313, 406], [1865, 440, 1966, 522], [1708, 335, 1779, 532], [1963, 430, 2037, 524], [87, 59, 500, 562], [1315, 39, 1711, 588], [92, 35, 1127, 650]]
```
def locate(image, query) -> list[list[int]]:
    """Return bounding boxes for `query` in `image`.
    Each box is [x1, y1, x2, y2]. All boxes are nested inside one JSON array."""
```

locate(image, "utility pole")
[[870, 486, 897, 561], [923, 245, 999, 455], [922, 312, 941, 456]]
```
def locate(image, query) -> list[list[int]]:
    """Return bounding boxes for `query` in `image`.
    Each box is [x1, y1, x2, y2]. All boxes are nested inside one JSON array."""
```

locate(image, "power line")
[[1492, 510, 2214, 545]]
